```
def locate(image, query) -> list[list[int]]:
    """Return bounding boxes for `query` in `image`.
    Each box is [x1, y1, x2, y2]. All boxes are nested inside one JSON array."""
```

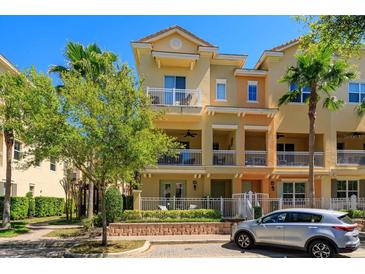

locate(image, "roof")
[[270, 37, 300, 51], [135, 25, 215, 47], [0, 54, 20, 74], [271, 208, 345, 216]]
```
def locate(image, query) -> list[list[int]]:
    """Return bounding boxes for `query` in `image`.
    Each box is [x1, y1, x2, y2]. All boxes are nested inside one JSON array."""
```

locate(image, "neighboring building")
[[0, 54, 64, 197], [131, 25, 365, 200]]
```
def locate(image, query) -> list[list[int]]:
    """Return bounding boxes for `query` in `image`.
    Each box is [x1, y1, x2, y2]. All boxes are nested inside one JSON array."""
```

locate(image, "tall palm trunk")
[[101, 180, 107, 246], [308, 85, 318, 208], [2, 130, 14, 229], [88, 180, 94, 219]]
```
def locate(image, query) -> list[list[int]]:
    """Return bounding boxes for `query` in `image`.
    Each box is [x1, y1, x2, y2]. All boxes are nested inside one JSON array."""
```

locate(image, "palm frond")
[[278, 90, 301, 106], [48, 65, 68, 74], [355, 101, 365, 116]]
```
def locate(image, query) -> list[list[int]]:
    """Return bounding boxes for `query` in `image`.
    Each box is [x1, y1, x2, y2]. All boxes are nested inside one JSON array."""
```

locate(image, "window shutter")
[[360, 180, 365, 198], [331, 179, 337, 198], [277, 181, 283, 198]]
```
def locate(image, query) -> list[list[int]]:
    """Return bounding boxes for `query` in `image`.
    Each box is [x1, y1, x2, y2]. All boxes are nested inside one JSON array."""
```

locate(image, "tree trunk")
[[87, 180, 94, 219], [77, 182, 82, 219], [101, 181, 107, 246], [2, 130, 14, 229], [308, 85, 318, 208]]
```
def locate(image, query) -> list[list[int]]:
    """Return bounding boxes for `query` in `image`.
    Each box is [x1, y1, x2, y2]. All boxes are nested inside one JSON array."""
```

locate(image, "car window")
[[285, 212, 322, 223], [262, 212, 287, 224], [338, 214, 354, 224]]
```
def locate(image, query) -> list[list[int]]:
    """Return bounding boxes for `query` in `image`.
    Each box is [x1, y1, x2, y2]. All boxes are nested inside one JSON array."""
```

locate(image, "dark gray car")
[[231, 208, 360, 258]]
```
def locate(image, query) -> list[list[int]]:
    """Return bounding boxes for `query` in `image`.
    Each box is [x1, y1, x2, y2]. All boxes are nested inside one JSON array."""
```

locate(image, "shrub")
[[120, 209, 221, 221], [105, 187, 123, 223], [122, 195, 133, 210], [253, 206, 262, 219], [92, 213, 103, 227], [342, 209, 365, 219], [34, 197, 65, 217], [0, 196, 29, 220], [26, 192, 35, 218]]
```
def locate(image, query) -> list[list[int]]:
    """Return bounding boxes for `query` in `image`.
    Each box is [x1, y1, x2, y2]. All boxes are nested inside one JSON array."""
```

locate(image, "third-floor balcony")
[[337, 132, 365, 165], [337, 150, 365, 165], [213, 150, 236, 166], [158, 149, 202, 166], [147, 87, 201, 107]]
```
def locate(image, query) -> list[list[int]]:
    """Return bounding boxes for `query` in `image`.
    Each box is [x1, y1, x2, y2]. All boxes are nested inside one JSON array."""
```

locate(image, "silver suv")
[[231, 208, 360, 258]]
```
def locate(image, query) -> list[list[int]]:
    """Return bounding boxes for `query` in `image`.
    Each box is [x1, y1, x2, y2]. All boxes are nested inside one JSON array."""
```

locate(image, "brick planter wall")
[[108, 222, 232, 236]]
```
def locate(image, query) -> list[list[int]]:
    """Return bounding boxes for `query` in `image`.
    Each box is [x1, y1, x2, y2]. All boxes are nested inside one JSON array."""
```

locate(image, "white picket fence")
[[141, 193, 365, 220]]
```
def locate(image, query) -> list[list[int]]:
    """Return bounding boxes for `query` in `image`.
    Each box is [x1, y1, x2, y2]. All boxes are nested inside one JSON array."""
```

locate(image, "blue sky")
[[0, 16, 306, 82]]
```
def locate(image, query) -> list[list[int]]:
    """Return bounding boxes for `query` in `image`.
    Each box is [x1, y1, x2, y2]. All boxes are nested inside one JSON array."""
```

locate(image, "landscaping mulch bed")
[[70, 240, 145, 254]]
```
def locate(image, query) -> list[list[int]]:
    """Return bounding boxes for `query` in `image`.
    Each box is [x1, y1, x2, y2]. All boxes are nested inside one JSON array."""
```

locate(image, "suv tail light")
[[332, 225, 357, 232]]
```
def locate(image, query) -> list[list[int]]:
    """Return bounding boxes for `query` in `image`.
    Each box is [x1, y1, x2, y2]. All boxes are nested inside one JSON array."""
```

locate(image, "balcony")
[[337, 150, 365, 165], [158, 149, 202, 166], [147, 87, 201, 106], [213, 150, 236, 166], [245, 151, 267, 166], [277, 151, 324, 167]]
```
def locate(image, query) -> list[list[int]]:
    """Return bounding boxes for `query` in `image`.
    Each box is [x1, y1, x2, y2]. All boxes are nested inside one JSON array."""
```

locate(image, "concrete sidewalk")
[[107, 234, 231, 244]]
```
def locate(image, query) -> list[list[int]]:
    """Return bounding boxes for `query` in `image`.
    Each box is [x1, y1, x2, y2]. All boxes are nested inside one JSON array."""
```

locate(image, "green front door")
[[211, 180, 232, 198]]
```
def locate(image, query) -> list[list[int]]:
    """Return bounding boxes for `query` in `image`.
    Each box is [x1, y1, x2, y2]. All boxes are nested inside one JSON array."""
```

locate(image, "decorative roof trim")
[[212, 124, 238, 130], [130, 42, 152, 49], [271, 38, 300, 51], [234, 69, 268, 77], [151, 51, 200, 60], [135, 25, 214, 47], [0, 54, 20, 74], [254, 51, 284, 69], [205, 106, 278, 116]]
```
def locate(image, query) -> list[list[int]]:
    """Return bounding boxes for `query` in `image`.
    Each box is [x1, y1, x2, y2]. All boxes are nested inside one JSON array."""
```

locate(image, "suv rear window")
[[338, 214, 354, 224], [285, 212, 322, 223]]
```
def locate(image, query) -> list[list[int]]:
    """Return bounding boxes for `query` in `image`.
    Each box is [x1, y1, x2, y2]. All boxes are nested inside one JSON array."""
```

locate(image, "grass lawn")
[[0, 221, 31, 238], [70, 240, 145, 254], [44, 228, 85, 238], [123, 218, 222, 223], [22, 215, 66, 225]]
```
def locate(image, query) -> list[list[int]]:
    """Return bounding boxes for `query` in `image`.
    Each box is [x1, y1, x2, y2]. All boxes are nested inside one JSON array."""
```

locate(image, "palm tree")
[[279, 48, 356, 207], [50, 42, 117, 219]]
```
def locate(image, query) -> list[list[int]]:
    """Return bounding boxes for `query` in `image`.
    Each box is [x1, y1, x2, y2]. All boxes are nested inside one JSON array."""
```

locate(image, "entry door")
[[164, 76, 186, 104], [254, 212, 286, 244], [211, 181, 226, 198]]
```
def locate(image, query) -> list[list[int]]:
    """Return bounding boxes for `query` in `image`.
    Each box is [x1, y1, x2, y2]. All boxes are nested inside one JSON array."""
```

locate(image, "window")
[[336, 180, 358, 198], [164, 76, 186, 105], [216, 79, 226, 101], [289, 83, 311, 103], [283, 182, 306, 199], [29, 184, 35, 195], [50, 159, 56, 171], [247, 81, 258, 102], [14, 141, 22, 161], [262, 212, 287, 224], [285, 212, 322, 223], [348, 82, 365, 103]]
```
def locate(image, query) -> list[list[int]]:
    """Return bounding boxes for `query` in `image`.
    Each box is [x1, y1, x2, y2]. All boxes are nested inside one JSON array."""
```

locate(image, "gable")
[[152, 32, 199, 54]]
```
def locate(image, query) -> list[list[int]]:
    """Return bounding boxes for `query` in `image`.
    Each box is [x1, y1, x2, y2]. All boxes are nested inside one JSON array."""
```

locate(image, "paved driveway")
[[124, 240, 365, 258]]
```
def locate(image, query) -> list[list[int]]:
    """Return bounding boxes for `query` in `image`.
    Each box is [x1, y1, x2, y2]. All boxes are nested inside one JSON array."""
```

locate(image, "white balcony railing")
[[337, 150, 365, 165], [146, 87, 201, 106], [277, 151, 324, 167], [245, 150, 267, 166], [213, 150, 236, 166], [158, 149, 202, 166]]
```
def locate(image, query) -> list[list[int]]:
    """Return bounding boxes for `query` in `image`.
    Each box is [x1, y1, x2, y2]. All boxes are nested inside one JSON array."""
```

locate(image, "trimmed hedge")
[[341, 209, 365, 219], [105, 187, 123, 223], [34, 197, 65, 217], [120, 209, 221, 221], [26, 192, 35, 218], [0, 197, 29, 220]]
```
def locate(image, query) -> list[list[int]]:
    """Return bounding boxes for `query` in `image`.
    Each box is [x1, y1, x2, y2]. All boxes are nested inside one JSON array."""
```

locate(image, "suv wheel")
[[309, 240, 334, 258], [235, 231, 254, 249]]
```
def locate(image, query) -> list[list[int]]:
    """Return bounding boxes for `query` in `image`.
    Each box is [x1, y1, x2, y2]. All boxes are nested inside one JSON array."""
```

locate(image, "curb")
[[64, 240, 151, 258], [150, 239, 230, 245]]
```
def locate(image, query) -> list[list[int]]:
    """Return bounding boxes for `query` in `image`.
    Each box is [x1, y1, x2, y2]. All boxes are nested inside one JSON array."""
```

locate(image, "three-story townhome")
[[131, 26, 365, 208]]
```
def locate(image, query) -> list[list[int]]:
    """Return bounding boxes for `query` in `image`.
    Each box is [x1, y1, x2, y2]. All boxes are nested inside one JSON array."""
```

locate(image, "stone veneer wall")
[[108, 222, 232, 236]]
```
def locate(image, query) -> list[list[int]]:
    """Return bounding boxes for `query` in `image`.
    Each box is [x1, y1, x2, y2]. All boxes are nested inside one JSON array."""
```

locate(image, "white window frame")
[[247, 81, 258, 103], [336, 180, 359, 198], [348, 81, 365, 104], [50, 159, 56, 171], [215, 79, 227, 101], [288, 83, 311, 104], [14, 140, 22, 161], [282, 182, 306, 199]]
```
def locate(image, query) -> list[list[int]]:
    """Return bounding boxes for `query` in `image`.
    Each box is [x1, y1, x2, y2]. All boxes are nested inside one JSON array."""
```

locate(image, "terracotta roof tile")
[[271, 37, 301, 51]]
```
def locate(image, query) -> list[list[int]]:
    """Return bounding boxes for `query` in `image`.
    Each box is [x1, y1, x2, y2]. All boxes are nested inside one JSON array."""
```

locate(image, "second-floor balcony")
[[147, 87, 201, 107], [158, 149, 202, 166], [277, 151, 324, 167], [337, 150, 365, 165], [213, 150, 236, 166], [245, 150, 267, 166]]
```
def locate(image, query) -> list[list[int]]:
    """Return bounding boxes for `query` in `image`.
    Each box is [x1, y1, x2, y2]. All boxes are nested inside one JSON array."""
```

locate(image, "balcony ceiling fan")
[[183, 129, 197, 138], [277, 133, 285, 139]]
